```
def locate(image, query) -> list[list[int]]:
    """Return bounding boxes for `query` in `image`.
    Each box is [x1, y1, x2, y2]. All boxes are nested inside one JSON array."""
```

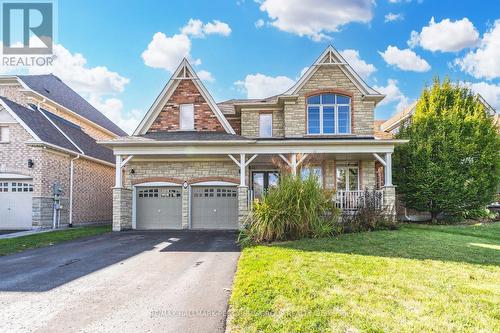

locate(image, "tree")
[[394, 78, 500, 222]]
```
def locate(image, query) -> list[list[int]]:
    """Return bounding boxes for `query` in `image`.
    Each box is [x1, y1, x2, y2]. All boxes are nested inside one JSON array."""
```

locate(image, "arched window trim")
[[306, 91, 352, 135]]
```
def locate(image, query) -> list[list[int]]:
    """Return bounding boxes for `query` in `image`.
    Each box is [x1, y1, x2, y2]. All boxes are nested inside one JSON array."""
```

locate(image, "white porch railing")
[[335, 190, 384, 211]]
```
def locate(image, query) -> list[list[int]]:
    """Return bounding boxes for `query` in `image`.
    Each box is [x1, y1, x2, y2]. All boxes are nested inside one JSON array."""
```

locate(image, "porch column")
[[239, 153, 246, 186], [115, 154, 122, 188], [384, 152, 393, 186], [291, 153, 297, 176]]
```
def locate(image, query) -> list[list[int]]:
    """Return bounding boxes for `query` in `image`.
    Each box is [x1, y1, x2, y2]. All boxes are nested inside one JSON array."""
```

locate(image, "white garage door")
[[0, 180, 33, 229], [191, 186, 238, 230], [136, 187, 182, 230]]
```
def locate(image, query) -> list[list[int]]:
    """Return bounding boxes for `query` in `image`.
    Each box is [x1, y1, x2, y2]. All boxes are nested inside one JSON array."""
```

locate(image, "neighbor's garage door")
[[191, 186, 238, 229], [136, 187, 182, 229], [0, 180, 33, 229]]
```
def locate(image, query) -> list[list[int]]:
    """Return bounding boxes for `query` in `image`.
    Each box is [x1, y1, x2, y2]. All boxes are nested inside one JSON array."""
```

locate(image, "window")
[[307, 94, 351, 134], [0, 126, 9, 142], [179, 104, 194, 130], [301, 166, 323, 187], [259, 113, 273, 137], [336, 163, 359, 191]]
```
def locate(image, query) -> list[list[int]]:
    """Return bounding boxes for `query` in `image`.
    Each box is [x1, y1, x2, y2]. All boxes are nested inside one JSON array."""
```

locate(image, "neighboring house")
[[101, 46, 406, 231], [380, 95, 496, 134], [0, 74, 126, 230]]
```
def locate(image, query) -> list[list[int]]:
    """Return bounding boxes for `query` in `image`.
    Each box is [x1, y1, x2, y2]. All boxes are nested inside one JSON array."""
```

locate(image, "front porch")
[[106, 137, 403, 231]]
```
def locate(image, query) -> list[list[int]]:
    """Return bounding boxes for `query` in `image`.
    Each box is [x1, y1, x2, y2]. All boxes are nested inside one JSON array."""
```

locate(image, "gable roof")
[[0, 97, 114, 164], [17, 74, 127, 137], [134, 59, 235, 135], [284, 45, 384, 102], [380, 101, 418, 132], [0, 97, 78, 152]]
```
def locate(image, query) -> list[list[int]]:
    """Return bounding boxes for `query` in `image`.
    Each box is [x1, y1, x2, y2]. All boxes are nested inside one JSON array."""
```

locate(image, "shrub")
[[341, 188, 398, 233], [239, 174, 340, 244]]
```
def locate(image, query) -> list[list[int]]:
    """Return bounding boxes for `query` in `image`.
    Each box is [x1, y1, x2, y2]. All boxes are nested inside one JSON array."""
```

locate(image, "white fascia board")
[[110, 140, 407, 156], [0, 99, 41, 141], [25, 140, 115, 167]]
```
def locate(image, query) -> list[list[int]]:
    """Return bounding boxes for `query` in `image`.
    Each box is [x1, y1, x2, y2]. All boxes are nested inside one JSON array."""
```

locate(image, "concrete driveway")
[[0, 230, 240, 333]]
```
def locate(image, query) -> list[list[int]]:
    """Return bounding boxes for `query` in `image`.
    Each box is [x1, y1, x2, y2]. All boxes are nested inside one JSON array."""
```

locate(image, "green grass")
[[0, 225, 111, 256], [228, 223, 500, 333]]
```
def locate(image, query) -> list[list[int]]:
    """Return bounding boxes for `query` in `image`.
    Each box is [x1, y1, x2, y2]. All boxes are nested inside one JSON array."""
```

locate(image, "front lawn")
[[0, 225, 111, 256], [228, 223, 500, 332]]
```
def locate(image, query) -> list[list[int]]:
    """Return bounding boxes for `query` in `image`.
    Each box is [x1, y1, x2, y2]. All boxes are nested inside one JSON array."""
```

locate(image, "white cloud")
[[408, 17, 479, 52], [88, 96, 144, 134], [379, 45, 431, 72], [197, 70, 215, 82], [255, 19, 265, 28], [455, 20, 500, 80], [257, 0, 374, 41], [339, 49, 376, 80], [141, 32, 199, 73], [384, 13, 403, 23], [235, 73, 295, 99], [374, 79, 410, 113], [462, 81, 500, 110], [203, 20, 231, 36], [181, 19, 231, 38]]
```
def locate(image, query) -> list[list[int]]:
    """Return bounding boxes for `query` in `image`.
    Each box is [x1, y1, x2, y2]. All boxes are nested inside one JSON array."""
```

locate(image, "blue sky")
[[3, 0, 500, 133]]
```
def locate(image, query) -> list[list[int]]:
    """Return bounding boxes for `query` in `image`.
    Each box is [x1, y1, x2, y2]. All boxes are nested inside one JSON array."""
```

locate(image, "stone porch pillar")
[[113, 187, 132, 231], [238, 186, 249, 228], [383, 185, 396, 220]]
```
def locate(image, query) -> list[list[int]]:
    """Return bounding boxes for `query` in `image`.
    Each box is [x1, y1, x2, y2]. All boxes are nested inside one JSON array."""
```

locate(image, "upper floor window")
[[179, 104, 194, 130], [259, 113, 272, 137], [0, 126, 9, 143], [307, 93, 351, 135]]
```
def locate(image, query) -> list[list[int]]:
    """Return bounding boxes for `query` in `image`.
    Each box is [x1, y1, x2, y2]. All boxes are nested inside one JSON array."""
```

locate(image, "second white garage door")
[[136, 187, 182, 230], [191, 186, 238, 230]]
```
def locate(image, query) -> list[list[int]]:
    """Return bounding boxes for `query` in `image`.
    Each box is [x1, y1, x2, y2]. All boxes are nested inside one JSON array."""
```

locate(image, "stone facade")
[[113, 188, 132, 231], [284, 65, 375, 137], [241, 109, 285, 138], [148, 79, 225, 133]]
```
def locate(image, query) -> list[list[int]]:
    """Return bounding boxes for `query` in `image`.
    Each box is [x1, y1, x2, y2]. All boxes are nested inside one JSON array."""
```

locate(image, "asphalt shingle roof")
[[1, 97, 78, 152], [141, 131, 249, 141], [17, 74, 127, 136], [41, 109, 115, 163]]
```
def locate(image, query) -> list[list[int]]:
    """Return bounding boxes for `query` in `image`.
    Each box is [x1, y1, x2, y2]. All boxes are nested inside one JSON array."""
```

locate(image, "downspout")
[[69, 155, 80, 227]]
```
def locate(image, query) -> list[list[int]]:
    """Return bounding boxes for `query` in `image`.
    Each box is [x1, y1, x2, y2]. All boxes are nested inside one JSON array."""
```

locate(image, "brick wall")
[[148, 79, 225, 133], [72, 158, 114, 224], [284, 65, 375, 137], [241, 109, 285, 138]]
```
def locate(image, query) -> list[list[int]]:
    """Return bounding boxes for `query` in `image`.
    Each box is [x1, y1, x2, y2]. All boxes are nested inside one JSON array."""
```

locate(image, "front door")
[[252, 171, 279, 199]]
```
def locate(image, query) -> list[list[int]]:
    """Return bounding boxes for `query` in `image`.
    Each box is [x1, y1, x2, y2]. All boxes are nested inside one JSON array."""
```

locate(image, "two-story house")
[[0, 74, 126, 229], [101, 46, 406, 231]]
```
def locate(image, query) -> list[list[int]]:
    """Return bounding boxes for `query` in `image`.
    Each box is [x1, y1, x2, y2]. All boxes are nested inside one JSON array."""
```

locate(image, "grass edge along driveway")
[[0, 225, 111, 256], [227, 223, 500, 333]]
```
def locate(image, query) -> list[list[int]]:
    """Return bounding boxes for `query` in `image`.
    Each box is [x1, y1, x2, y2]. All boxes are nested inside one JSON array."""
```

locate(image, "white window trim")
[[336, 163, 359, 191], [259, 113, 273, 138], [179, 104, 194, 130], [307, 94, 351, 135], [0, 125, 10, 143], [301, 165, 323, 186]]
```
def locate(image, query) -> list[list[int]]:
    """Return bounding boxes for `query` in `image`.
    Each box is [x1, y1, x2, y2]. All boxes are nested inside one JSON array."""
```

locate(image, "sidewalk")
[[0, 227, 58, 240]]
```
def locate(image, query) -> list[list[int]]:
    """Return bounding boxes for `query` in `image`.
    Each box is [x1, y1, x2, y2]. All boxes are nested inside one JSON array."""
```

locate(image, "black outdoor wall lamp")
[[28, 159, 34, 168]]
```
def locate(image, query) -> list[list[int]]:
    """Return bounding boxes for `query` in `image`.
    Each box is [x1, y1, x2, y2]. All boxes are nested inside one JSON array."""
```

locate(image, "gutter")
[[69, 155, 80, 227]]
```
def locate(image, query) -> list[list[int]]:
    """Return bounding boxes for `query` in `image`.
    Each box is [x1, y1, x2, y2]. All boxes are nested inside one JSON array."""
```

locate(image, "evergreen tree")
[[394, 78, 500, 222]]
